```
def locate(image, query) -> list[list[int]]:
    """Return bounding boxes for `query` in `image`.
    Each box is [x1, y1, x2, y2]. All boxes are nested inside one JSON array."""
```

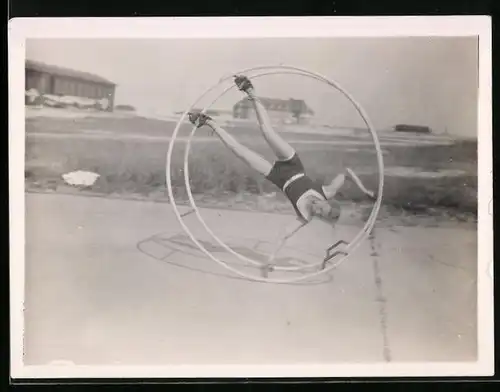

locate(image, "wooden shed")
[[25, 60, 117, 111]]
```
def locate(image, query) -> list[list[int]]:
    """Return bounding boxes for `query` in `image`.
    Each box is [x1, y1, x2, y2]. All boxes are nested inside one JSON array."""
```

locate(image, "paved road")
[[24, 193, 477, 366]]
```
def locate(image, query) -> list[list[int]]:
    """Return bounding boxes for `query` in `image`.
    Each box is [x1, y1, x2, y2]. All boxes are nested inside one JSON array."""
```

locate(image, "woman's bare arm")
[[267, 218, 308, 263]]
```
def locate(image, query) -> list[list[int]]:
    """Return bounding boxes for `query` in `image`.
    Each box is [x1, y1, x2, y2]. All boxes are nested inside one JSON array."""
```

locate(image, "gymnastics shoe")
[[187, 112, 212, 128], [234, 75, 254, 92]]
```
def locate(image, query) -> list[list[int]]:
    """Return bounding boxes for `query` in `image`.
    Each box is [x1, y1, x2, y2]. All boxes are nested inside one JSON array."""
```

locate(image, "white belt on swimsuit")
[[282, 173, 305, 192]]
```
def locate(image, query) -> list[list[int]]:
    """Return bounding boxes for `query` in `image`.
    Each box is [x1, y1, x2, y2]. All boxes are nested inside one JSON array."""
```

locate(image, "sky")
[[26, 37, 478, 137]]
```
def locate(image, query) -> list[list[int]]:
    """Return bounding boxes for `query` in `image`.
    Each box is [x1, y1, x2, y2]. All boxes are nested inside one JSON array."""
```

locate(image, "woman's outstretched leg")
[[322, 169, 376, 200], [235, 75, 296, 161], [188, 112, 272, 176]]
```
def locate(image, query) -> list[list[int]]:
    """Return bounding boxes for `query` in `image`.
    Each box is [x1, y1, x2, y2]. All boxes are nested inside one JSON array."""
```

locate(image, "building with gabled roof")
[[233, 97, 315, 125], [25, 60, 117, 111]]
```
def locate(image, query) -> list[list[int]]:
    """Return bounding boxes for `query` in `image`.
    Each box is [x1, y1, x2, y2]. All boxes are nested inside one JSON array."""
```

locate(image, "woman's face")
[[311, 199, 330, 216], [310, 198, 341, 223]]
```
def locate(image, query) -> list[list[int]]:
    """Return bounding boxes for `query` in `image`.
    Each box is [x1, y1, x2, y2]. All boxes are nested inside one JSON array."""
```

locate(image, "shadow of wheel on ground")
[[136, 231, 335, 286]]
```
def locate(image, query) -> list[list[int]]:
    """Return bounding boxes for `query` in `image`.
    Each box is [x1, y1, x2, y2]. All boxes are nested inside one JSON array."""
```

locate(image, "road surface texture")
[[24, 192, 477, 365]]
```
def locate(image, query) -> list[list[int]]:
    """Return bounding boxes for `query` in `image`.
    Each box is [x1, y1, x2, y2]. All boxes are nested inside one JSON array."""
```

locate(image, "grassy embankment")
[[25, 116, 477, 223]]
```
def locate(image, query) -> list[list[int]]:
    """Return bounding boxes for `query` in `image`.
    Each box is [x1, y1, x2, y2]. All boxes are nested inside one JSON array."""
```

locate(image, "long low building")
[[233, 97, 315, 125], [25, 60, 117, 111], [394, 124, 432, 134]]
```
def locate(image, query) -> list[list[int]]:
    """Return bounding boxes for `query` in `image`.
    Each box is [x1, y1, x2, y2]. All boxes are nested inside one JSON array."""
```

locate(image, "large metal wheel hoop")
[[166, 65, 384, 284]]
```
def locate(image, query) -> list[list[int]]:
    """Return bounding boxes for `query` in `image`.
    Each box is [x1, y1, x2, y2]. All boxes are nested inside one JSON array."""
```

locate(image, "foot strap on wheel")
[[322, 239, 349, 270], [260, 264, 275, 278]]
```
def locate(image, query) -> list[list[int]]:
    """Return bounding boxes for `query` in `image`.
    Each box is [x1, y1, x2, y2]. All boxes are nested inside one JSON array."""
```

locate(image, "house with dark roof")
[[25, 60, 117, 111], [232, 97, 315, 125]]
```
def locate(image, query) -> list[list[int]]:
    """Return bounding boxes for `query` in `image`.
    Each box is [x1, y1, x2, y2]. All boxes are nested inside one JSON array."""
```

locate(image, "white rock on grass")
[[62, 171, 100, 186]]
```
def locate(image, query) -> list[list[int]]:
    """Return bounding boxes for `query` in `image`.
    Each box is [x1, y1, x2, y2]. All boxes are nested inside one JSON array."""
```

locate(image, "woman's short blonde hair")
[[309, 198, 341, 224]]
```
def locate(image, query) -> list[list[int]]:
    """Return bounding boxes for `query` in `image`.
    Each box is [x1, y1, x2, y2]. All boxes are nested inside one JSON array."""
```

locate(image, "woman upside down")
[[188, 75, 376, 249]]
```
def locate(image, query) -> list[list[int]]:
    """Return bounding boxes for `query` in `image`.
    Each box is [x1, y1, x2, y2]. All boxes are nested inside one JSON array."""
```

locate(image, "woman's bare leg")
[[322, 169, 376, 200], [345, 168, 376, 199], [235, 75, 296, 161], [208, 121, 272, 176], [188, 113, 272, 176]]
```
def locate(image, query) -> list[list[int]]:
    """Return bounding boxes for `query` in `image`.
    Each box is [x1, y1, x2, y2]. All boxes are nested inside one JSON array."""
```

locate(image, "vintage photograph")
[[9, 17, 493, 378]]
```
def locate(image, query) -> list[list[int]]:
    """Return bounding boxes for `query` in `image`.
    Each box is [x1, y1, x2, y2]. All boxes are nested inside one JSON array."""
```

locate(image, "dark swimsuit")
[[266, 153, 326, 221]]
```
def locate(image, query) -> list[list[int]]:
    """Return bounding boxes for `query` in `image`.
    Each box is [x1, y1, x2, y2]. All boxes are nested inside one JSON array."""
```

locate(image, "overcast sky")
[[26, 37, 478, 137]]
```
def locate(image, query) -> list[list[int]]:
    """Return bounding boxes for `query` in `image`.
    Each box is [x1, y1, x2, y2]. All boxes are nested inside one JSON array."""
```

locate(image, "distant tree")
[[288, 98, 306, 124]]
